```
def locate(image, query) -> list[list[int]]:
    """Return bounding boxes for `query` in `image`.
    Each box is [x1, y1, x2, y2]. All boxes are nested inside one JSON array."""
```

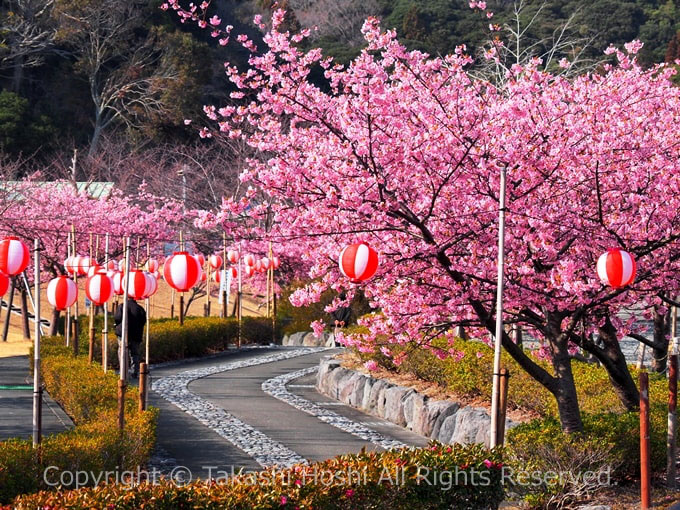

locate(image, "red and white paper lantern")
[[209, 254, 222, 270], [243, 254, 255, 266], [244, 265, 255, 277], [85, 273, 114, 306], [227, 250, 239, 264], [145, 273, 158, 298], [214, 267, 237, 283], [47, 276, 78, 310], [163, 252, 201, 292], [106, 260, 117, 271], [0, 272, 9, 296], [0, 236, 30, 276], [272, 256, 280, 269], [87, 264, 103, 277], [597, 249, 636, 288], [112, 271, 124, 296], [339, 242, 379, 283], [126, 270, 151, 299], [195, 253, 205, 267], [77, 256, 94, 276], [146, 258, 159, 273]]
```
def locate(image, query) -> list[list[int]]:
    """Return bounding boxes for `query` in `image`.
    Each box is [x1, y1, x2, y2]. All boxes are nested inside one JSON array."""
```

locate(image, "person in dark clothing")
[[114, 299, 146, 378], [331, 293, 351, 329]]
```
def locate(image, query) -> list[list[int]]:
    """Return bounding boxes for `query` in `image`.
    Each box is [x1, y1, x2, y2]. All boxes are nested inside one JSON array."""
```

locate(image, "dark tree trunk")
[[20, 286, 30, 340], [651, 307, 670, 373], [49, 308, 60, 336], [594, 316, 640, 410]]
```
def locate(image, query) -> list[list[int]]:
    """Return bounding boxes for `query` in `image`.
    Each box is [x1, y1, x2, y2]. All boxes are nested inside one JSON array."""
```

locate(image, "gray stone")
[[374, 381, 392, 416], [324, 333, 337, 347], [403, 392, 426, 431], [288, 332, 306, 346], [349, 375, 367, 407], [430, 401, 460, 440], [360, 377, 374, 411], [384, 387, 413, 427], [449, 407, 491, 446], [302, 332, 322, 346], [328, 367, 352, 400], [339, 373, 363, 403], [437, 414, 458, 443], [281, 334, 290, 345]]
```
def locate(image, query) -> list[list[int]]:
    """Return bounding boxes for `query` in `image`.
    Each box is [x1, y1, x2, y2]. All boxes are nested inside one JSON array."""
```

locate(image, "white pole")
[[490, 167, 507, 448], [32, 239, 42, 447], [120, 238, 131, 381], [103, 233, 109, 372], [65, 231, 71, 347]]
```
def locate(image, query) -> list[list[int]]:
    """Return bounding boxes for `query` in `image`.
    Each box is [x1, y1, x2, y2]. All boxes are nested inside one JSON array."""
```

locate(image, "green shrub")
[[10, 442, 504, 510], [1, 343, 157, 504]]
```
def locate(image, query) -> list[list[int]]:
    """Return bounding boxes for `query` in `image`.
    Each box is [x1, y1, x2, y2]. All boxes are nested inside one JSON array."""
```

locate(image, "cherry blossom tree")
[[173, 3, 680, 432]]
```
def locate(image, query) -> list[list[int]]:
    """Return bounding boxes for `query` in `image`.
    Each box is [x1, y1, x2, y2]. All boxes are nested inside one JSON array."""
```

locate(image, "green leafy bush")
[[9, 442, 504, 510]]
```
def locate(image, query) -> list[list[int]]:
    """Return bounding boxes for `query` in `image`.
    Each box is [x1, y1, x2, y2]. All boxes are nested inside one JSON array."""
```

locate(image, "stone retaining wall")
[[282, 331, 336, 347], [316, 357, 517, 446]]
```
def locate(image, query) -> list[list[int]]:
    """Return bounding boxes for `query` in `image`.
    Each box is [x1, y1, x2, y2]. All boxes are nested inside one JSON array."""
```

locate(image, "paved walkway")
[[0, 355, 73, 441], [149, 347, 427, 480]]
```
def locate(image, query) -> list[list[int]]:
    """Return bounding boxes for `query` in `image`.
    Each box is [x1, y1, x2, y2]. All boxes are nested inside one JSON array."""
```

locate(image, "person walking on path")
[[114, 298, 146, 378]]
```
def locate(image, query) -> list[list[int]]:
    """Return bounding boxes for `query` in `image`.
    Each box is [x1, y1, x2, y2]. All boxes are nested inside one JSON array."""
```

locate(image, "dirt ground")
[[0, 277, 266, 358]]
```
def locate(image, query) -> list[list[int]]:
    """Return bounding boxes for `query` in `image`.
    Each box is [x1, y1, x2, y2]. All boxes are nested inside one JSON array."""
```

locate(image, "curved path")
[[150, 346, 428, 480]]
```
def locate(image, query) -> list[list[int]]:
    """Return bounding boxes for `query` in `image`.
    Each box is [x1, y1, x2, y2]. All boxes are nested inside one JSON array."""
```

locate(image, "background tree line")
[[1, 0, 680, 166]]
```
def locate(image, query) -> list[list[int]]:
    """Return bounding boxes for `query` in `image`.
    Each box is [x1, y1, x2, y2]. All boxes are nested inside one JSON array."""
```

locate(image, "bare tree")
[[0, 0, 59, 91], [53, 0, 179, 156], [289, 0, 380, 46], [473, 1, 601, 87]]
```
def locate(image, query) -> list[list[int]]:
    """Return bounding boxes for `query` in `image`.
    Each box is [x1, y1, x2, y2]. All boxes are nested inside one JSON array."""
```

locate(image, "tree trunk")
[[49, 308, 60, 336], [595, 316, 640, 410], [12, 55, 24, 93], [651, 307, 670, 373], [89, 117, 103, 158], [20, 286, 30, 340]]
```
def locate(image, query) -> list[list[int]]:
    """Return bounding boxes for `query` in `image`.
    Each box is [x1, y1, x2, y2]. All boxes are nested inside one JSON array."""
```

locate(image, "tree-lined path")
[[149, 347, 427, 480]]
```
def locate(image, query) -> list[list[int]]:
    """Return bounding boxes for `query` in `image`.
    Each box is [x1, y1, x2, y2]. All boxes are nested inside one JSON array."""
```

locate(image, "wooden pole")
[[221, 232, 227, 318], [145, 244, 150, 366], [102, 233, 110, 372], [496, 368, 510, 446], [170, 289, 175, 319], [32, 239, 42, 447], [205, 261, 211, 317], [138, 362, 148, 412], [269, 242, 275, 344], [237, 241, 242, 348], [71, 225, 79, 356], [2, 278, 16, 342], [20, 282, 30, 340], [668, 354, 678, 489], [640, 370, 651, 510]]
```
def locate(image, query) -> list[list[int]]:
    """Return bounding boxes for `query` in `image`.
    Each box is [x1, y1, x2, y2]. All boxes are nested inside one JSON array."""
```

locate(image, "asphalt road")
[[150, 347, 428, 480]]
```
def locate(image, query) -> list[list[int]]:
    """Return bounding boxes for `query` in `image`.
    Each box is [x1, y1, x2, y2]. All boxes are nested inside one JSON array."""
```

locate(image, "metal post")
[[640, 371, 651, 510], [102, 233, 109, 372], [490, 167, 507, 449], [118, 237, 131, 431], [32, 239, 42, 447], [668, 354, 678, 489], [21, 272, 44, 335], [71, 225, 79, 356]]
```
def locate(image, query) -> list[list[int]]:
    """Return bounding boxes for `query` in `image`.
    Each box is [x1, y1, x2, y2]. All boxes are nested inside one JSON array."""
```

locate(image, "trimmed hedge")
[[65, 314, 280, 366], [8, 442, 505, 510], [0, 339, 157, 504]]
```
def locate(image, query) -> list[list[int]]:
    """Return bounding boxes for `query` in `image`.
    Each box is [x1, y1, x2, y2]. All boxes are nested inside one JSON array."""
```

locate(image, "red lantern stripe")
[[86, 274, 113, 306], [0, 272, 9, 296]]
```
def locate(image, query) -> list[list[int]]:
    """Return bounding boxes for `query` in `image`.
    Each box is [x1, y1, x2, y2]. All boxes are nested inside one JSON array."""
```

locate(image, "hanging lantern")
[[0, 236, 30, 276], [87, 264, 103, 277], [163, 252, 201, 292], [261, 257, 270, 269], [85, 273, 114, 306], [47, 276, 78, 310], [272, 256, 280, 269], [254, 259, 262, 272], [214, 267, 237, 283], [144, 272, 158, 298], [244, 265, 255, 277], [339, 242, 379, 283], [597, 249, 636, 288], [201, 269, 207, 282], [106, 260, 117, 271], [209, 254, 223, 270], [0, 271, 9, 296], [195, 253, 206, 267], [243, 254, 255, 266], [126, 270, 150, 300], [227, 250, 239, 264], [64, 256, 78, 275], [77, 256, 94, 276], [146, 258, 159, 273], [112, 271, 124, 296]]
